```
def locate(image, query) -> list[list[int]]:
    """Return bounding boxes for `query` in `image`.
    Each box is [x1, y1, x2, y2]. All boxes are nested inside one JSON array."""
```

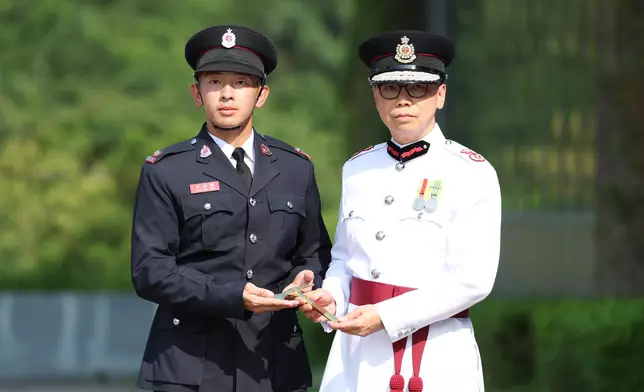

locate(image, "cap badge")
[[222, 28, 236, 49], [395, 36, 416, 64]]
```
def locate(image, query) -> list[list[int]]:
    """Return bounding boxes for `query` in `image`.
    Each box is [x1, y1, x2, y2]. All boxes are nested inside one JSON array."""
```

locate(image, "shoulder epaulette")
[[144, 137, 198, 165], [347, 143, 385, 162], [264, 135, 312, 161], [443, 139, 487, 164]]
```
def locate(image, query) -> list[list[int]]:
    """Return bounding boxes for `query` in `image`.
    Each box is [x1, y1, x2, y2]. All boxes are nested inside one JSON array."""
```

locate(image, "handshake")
[[242, 269, 335, 323]]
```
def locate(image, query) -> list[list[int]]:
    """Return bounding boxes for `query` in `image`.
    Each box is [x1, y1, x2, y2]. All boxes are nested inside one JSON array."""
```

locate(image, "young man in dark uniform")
[[130, 25, 332, 392]]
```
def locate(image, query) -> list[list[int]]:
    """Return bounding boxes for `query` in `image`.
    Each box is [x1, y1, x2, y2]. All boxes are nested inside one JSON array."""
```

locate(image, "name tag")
[[190, 181, 220, 194]]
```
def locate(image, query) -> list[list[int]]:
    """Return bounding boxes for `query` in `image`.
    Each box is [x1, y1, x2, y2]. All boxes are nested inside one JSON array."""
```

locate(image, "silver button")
[[371, 269, 380, 279], [249, 233, 258, 243], [249, 198, 257, 207], [172, 318, 180, 326], [204, 203, 211, 211], [287, 201, 293, 209], [246, 270, 253, 280], [190, 138, 197, 145], [395, 162, 405, 171], [384, 195, 394, 205], [375, 231, 385, 241], [293, 325, 298, 332], [348, 210, 354, 217]]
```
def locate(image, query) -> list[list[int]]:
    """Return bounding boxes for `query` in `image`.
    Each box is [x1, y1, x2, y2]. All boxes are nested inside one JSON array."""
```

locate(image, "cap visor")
[[196, 62, 263, 78], [370, 71, 442, 84]]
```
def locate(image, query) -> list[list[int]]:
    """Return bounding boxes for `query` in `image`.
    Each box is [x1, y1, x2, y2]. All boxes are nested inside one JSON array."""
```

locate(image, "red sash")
[[349, 277, 470, 392]]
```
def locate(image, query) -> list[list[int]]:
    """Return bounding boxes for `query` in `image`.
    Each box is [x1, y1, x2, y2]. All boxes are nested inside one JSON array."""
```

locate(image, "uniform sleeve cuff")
[[320, 321, 334, 333], [375, 298, 416, 342], [232, 280, 253, 320]]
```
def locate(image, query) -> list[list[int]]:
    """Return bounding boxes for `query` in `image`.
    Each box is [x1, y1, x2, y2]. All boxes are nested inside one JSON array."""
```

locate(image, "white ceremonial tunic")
[[319, 124, 501, 392]]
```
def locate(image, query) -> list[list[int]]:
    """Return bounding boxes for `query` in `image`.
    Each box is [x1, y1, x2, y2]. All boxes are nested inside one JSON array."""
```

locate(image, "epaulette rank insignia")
[[459, 147, 486, 162], [351, 145, 374, 159], [145, 149, 163, 164], [445, 140, 486, 163], [295, 147, 311, 160]]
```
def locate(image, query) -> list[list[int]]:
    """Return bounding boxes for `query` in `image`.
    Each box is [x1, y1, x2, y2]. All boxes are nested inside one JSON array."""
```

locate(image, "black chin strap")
[[202, 75, 267, 132], [211, 114, 252, 132]]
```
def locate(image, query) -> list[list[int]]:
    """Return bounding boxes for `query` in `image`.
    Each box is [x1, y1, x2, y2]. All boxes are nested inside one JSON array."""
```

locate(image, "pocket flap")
[[181, 195, 234, 219], [341, 205, 368, 221], [267, 193, 306, 217], [155, 309, 208, 333], [400, 205, 448, 228]]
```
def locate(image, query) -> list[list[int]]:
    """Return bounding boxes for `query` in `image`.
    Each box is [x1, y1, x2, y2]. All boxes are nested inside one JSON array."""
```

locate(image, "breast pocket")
[[340, 205, 374, 253], [180, 195, 235, 250], [267, 193, 306, 250], [398, 205, 449, 251]]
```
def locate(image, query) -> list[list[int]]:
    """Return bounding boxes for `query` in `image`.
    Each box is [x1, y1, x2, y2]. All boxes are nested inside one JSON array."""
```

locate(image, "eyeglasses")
[[375, 83, 437, 100]]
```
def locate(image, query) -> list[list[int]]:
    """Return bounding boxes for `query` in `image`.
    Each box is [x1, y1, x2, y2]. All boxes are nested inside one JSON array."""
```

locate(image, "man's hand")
[[243, 283, 299, 313], [282, 269, 315, 295], [328, 305, 384, 337], [300, 289, 336, 323]]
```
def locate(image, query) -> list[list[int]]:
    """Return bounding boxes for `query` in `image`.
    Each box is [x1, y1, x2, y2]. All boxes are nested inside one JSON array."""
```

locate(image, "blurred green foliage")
[[0, 0, 601, 289], [477, 299, 644, 392], [448, 0, 598, 212], [0, 0, 351, 290]]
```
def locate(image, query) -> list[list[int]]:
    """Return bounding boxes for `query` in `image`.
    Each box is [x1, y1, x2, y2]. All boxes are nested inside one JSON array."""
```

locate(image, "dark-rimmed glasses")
[[375, 83, 437, 100]]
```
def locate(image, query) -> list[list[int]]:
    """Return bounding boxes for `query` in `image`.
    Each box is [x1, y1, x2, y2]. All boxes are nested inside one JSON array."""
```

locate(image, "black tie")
[[232, 147, 252, 191]]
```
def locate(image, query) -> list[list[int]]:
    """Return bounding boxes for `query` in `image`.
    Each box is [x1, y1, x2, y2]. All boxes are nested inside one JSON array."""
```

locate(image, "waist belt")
[[349, 277, 470, 392]]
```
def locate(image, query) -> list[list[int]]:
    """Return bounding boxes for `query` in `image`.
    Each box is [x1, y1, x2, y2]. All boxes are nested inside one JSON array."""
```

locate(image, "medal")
[[412, 197, 426, 211], [414, 179, 443, 213], [413, 178, 430, 211], [425, 180, 443, 213], [424, 198, 438, 213]]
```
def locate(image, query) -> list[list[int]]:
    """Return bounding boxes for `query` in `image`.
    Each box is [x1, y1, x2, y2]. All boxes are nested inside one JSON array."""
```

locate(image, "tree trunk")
[[595, 0, 644, 295]]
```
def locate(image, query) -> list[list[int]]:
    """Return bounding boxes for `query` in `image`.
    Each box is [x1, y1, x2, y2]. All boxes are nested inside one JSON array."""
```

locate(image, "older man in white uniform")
[[299, 31, 502, 392]]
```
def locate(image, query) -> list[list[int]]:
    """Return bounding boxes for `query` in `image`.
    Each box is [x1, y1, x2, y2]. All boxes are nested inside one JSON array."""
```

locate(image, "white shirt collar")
[[208, 130, 256, 164]]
